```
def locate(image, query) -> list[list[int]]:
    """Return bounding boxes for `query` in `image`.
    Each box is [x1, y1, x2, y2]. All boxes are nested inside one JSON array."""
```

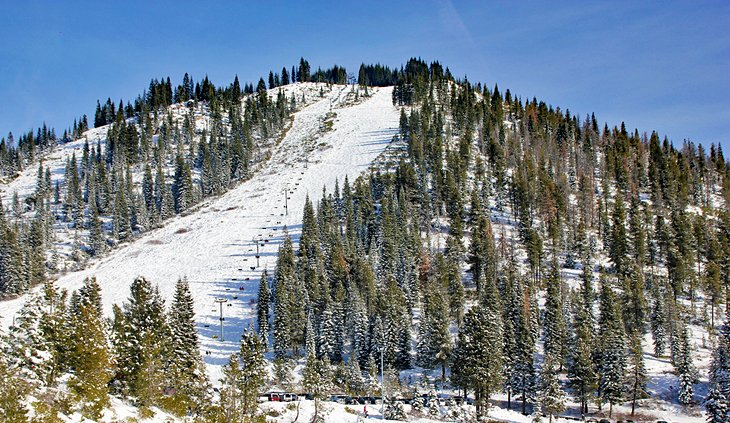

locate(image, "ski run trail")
[[0, 85, 399, 384]]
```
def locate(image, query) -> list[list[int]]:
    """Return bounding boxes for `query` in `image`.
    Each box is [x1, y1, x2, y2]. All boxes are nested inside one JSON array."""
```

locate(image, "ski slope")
[[0, 85, 399, 383]]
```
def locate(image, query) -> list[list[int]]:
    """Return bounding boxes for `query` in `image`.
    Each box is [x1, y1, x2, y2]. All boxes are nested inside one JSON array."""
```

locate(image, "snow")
[[0, 125, 109, 204], [0, 84, 399, 387]]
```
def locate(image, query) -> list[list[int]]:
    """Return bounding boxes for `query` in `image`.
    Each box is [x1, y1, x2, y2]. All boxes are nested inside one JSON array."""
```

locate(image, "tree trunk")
[[522, 391, 527, 414], [632, 388, 637, 415], [632, 368, 642, 416]]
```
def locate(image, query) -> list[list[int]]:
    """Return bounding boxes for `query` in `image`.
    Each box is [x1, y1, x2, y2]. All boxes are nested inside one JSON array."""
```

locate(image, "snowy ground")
[[0, 84, 399, 386]]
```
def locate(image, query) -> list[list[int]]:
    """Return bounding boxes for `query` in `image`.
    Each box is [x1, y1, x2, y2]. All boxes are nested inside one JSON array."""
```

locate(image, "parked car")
[[283, 393, 298, 402], [266, 392, 298, 402], [329, 394, 350, 404], [356, 396, 377, 404]]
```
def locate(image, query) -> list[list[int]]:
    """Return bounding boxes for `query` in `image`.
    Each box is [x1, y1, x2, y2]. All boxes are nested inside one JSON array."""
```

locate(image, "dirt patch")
[[147, 239, 164, 245], [175, 227, 189, 234]]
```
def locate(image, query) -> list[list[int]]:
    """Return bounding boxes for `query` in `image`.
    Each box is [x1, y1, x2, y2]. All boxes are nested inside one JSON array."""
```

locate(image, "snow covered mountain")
[[0, 82, 399, 379], [1, 59, 728, 423]]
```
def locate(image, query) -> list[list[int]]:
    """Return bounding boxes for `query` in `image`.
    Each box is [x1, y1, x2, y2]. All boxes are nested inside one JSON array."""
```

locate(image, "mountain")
[[1, 58, 729, 422]]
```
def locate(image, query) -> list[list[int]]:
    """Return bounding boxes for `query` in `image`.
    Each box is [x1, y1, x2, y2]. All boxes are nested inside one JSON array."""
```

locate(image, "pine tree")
[[568, 295, 596, 415], [38, 281, 72, 385], [89, 204, 105, 256], [142, 165, 154, 214], [0, 355, 30, 423], [114, 171, 131, 240], [610, 195, 629, 276], [675, 323, 697, 405], [0, 212, 25, 297], [710, 321, 730, 415], [623, 264, 646, 335], [345, 357, 364, 395], [451, 274, 503, 417], [219, 329, 266, 421], [468, 213, 497, 294], [416, 278, 451, 382], [256, 270, 270, 348], [26, 214, 47, 286], [626, 334, 648, 415], [386, 400, 408, 421], [172, 155, 194, 214], [218, 355, 244, 422], [650, 290, 667, 357], [349, 289, 370, 368], [303, 351, 332, 422], [543, 260, 567, 368], [272, 276, 291, 359], [511, 281, 537, 414], [319, 301, 341, 362], [67, 278, 113, 419], [538, 356, 566, 423], [445, 257, 465, 326], [272, 233, 305, 357], [705, 387, 729, 423], [5, 291, 54, 386], [112, 277, 169, 407], [597, 280, 626, 417], [164, 278, 209, 416]]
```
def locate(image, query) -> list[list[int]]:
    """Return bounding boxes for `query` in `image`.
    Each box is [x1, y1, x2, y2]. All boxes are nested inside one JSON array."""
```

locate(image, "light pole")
[[214, 298, 228, 341]]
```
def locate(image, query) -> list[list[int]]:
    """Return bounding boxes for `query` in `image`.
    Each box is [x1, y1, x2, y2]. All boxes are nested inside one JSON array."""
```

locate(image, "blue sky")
[[1, 1, 728, 150]]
